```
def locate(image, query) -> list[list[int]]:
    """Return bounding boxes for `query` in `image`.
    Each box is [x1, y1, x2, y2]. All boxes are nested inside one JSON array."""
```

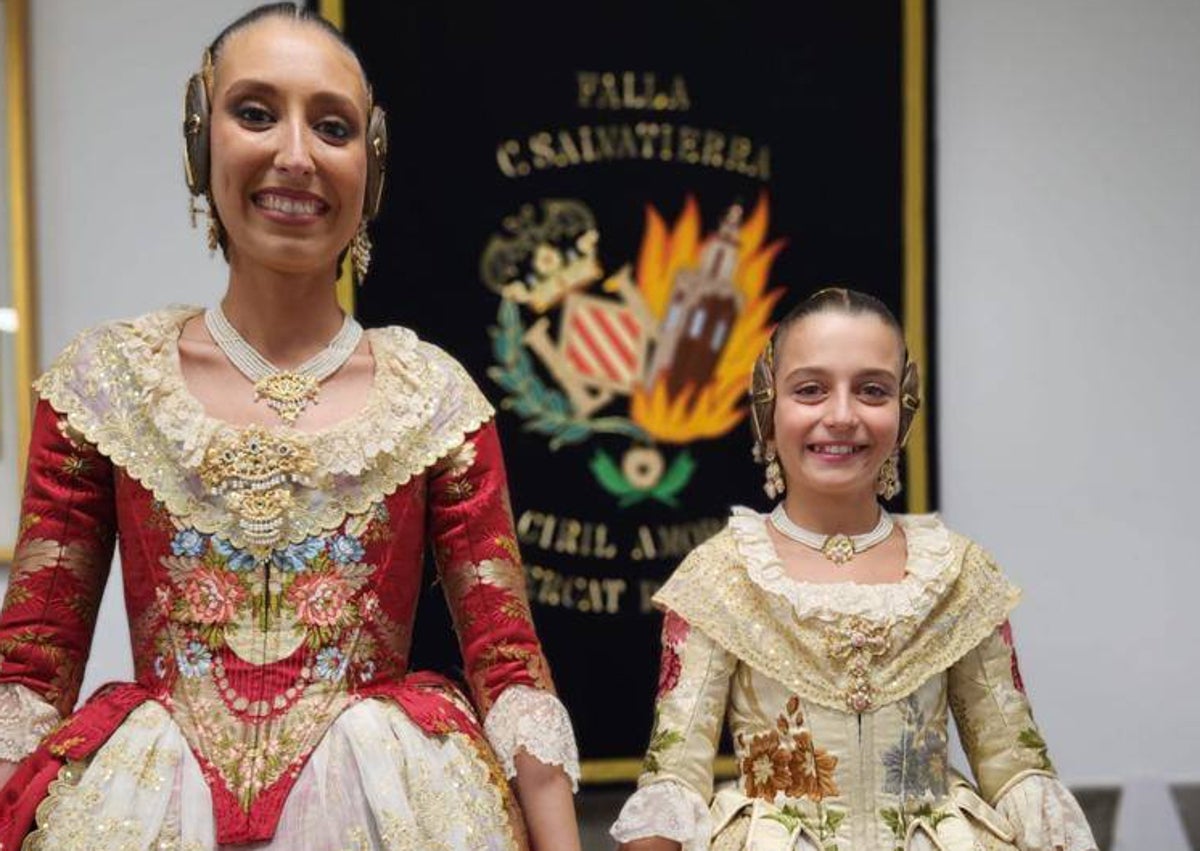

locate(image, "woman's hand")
[[618, 838, 684, 851], [0, 759, 18, 788], [512, 749, 582, 851]]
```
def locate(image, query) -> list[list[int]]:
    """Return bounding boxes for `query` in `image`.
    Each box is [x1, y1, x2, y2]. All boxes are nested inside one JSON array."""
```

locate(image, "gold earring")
[[206, 215, 222, 255], [351, 221, 372, 283], [764, 446, 785, 500], [876, 452, 901, 500], [190, 196, 222, 255]]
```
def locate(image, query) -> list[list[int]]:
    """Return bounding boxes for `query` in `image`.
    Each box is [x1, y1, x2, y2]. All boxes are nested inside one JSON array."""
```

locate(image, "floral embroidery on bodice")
[[139, 489, 416, 808], [726, 665, 961, 847]]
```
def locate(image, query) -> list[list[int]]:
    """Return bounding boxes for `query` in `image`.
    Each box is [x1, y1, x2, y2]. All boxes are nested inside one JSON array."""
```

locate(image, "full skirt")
[[21, 698, 526, 851]]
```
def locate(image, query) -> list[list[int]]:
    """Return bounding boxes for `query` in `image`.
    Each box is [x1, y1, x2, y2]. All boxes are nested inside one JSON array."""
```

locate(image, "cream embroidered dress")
[[0, 308, 579, 850], [611, 508, 1096, 851]]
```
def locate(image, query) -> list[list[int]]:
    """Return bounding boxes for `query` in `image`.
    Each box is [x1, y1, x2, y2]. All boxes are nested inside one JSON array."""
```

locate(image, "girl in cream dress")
[[611, 289, 1096, 851]]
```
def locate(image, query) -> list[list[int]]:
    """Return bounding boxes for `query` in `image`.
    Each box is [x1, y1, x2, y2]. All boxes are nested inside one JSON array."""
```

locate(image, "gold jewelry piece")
[[206, 215, 222, 254], [189, 194, 223, 255], [351, 221, 372, 283], [200, 427, 315, 550], [253, 373, 321, 425], [763, 447, 785, 499], [204, 305, 363, 425], [876, 452, 901, 500], [768, 504, 894, 566], [188, 196, 205, 229], [748, 337, 776, 462], [825, 617, 892, 712]]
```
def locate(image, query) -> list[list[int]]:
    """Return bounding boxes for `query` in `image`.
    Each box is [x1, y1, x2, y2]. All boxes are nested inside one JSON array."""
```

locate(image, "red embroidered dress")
[[0, 308, 579, 850]]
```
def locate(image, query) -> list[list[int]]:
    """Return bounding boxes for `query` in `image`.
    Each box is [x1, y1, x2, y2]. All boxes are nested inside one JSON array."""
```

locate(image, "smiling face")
[[771, 310, 905, 502], [207, 16, 369, 277]]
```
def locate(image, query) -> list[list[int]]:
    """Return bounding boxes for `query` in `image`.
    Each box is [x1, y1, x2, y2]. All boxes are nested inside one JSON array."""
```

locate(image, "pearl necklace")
[[768, 504, 894, 566], [204, 306, 363, 425]]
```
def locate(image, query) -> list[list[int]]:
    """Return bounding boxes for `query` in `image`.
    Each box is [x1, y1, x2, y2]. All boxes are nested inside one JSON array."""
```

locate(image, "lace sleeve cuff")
[[483, 685, 580, 791], [610, 780, 711, 851], [994, 773, 1098, 851], [0, 683, 60, 762]]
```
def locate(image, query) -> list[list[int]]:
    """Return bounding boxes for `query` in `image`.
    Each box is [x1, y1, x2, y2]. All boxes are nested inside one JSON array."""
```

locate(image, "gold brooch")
[[825, 617, 892, 712], [254, 373, 321, 425], [821, 534, 856, 565], [200, 427, 315, 549]]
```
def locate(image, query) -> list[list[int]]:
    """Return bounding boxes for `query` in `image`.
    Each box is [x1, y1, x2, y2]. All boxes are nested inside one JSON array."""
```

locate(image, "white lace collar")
[[35, 307, 495, 550], [727, 506, 958, 624], [118, 307, 449, 475]]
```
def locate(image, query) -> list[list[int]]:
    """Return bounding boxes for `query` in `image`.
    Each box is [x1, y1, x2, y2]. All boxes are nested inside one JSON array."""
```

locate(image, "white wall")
[[1, 0, 1196, 841], [18, 0, 262, 697], [937, 2, 1200, 846], [938, 0, 1200, 778], [31, 0, 258, 356]]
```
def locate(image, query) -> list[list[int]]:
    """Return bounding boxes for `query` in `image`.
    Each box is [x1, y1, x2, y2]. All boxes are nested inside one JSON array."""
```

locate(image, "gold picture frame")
[[2, 0, 40, 564]]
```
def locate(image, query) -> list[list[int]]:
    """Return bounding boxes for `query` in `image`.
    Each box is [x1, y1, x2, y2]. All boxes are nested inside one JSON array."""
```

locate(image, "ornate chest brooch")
[[199, 427, 316, 552]]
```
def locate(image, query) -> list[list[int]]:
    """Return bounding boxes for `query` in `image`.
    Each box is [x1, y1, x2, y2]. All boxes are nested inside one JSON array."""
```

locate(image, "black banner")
[[338, 0, 936, 780]]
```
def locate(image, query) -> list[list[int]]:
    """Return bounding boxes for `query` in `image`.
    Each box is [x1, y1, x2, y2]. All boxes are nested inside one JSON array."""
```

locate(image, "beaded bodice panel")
[[118, 474, 426, 808]]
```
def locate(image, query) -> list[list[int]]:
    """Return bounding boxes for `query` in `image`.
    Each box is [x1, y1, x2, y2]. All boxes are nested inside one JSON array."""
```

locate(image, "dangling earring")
[[206, 215, 222, 255], [351, 221, 372, 283], [190, 196, 222, 256], [763, 446, 785, 500], [876, 451, 901, 500]]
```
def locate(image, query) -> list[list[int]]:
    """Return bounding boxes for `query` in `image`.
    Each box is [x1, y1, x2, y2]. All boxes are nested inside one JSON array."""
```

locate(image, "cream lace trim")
[[482, 685, 580, 791], [34, 308, 495, 550], [0, 683, 60, 762], [995, 774, 1099, 851], [730, 508, 957, 624], [654, 526, 1020, 712], [610, 780, 711, 851]]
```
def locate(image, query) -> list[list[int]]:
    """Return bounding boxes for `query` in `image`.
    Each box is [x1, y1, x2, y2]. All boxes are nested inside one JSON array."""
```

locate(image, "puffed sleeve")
[[610, 610, 737, 849], [426, 418, 579, 787], [949, 621, 1097, 851], [0, 399, 117, 761]]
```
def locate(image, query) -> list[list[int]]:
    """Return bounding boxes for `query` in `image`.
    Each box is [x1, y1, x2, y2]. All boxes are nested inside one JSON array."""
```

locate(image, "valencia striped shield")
[[559, 294, 648, 394]]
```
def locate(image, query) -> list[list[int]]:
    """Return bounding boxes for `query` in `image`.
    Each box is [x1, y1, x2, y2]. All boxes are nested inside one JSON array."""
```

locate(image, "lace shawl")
[[654, 509, 1021, 713], [34, 307, 495, 551]]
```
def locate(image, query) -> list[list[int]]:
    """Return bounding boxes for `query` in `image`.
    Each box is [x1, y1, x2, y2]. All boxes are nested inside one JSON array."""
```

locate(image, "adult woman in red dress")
[[0, 5, 581, 849]]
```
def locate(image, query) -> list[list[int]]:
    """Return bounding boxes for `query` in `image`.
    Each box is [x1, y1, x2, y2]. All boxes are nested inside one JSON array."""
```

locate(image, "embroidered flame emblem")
[[629, 192, 786, 442]]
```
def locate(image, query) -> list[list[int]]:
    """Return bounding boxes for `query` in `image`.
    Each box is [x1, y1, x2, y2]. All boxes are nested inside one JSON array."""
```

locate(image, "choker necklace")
[[204, 306, 363, 425], [768, 504, 894, 566]]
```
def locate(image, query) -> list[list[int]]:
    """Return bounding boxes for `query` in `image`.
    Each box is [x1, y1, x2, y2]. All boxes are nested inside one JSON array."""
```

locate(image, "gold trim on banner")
[[582, 756, 739, 785], [3, 0, 40, 564], [318, 0, 344, 28], [318, 0, 355, 315], [902, 0, 931, 513]]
